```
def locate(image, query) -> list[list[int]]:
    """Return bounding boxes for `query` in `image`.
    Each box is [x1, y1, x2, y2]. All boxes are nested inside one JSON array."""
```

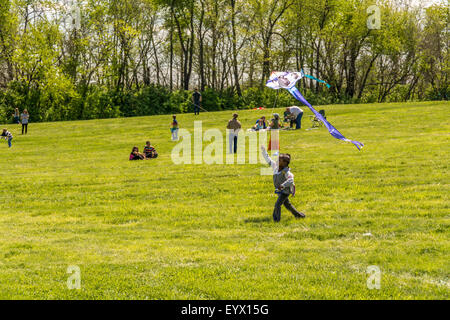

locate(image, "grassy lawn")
[[0, 101, 448, 299]]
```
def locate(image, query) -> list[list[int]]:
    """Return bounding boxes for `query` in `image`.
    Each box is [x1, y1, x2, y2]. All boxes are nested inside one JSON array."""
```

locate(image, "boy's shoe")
[[294, 212, 306, 218]]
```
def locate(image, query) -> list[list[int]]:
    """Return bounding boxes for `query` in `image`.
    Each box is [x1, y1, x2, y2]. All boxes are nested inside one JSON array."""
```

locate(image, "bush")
[[1, 81, 446, 124], [424, 86, 449, 101], [83, 87, 121, 119]]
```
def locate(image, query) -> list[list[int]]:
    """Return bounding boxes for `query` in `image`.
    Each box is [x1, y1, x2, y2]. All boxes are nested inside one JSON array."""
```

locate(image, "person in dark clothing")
[[143, 141, 158, 159], [12, 108, 20, 124], [227, 113, 241, 154], [192, 88, 202, 115], [255, 116, 267, 129], [283, 111, 295, 129], [286, 106, 304, 129], [261, 145, 305, 222], [20, 109, 29, 134], [129, 146, 145, 160]]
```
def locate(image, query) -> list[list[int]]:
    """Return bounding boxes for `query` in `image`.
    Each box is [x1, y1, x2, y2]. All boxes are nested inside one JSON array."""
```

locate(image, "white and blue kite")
[[266, 70, 364, 150]]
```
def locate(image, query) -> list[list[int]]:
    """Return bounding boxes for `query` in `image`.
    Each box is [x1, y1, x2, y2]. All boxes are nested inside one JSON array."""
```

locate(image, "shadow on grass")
[[243, 216, 272, 223]]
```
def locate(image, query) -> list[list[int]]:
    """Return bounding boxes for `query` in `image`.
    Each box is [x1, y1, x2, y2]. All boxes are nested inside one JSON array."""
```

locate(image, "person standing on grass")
[[1, 129, 13, 148], [268, 113, 281, 151], [12, 108, 20, 124], [261, 145, 305, 222], [20, 109, 29, 135], [227, 113, 241, 154], [171, 115, 179, 141], [192, 88, 202, 115], [286, 106, 304, 129]]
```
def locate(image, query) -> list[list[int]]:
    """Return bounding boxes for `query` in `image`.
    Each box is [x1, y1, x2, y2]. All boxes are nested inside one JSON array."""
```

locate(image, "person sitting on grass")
[[129, 146, 145, 160], [269, 113, 282, 129], [255, 116, 267, 129], [261, 145, 305, 222], [283, 111, 295, 129], [1, 128, 13, 148], [143, 141, 158, 159], [252, 119, 265, 131]]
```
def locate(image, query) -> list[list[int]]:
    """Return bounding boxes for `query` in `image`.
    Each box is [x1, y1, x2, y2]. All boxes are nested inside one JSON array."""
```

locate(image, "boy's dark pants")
[[295, 112, 303, 129], [145, 153, 158, 159], [273, 193, 304, 222]]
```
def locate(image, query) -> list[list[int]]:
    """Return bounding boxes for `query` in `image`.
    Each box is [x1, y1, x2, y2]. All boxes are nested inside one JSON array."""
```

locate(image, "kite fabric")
[[266, 71, 364, 150]]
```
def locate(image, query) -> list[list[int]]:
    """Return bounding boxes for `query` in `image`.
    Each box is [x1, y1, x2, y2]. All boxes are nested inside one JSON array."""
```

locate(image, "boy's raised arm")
[[261, 145, 277, 173]]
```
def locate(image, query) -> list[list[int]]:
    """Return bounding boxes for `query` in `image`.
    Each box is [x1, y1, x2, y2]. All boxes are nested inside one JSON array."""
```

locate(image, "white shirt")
[[289, 106, 303, 117]]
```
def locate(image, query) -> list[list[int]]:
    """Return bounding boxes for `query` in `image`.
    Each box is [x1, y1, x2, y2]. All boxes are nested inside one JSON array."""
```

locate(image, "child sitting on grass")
[[129, 146, 145, 160], [143, 141, 158, 159], [261, 145, 305, 222], [1, 128, 13, 148], [252, 119, 265, 131], [283, 111, 295, 129], [171, 115, 179, 141]]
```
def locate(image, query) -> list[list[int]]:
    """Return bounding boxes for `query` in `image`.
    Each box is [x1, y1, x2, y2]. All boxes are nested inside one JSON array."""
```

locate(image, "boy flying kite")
[[261, 145, 305, 222]]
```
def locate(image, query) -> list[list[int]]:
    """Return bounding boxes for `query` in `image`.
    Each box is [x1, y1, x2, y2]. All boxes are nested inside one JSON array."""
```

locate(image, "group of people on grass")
[[3, 98, 304, 221], [283, 106, 304, 130], [12, 108, 30, 134], [129, 115, 179, 160], [127, 110, 305, 221], [228, 110, 306, 220], [129, 106, 305, 158], [226, 106, 305, 154], [130, 141, 158, 160], [1, 108, 30, 148], [251, 106, 304, 132]]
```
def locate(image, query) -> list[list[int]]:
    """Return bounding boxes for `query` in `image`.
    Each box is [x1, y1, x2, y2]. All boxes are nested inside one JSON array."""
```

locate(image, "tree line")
[[0, 0, 448, 123]]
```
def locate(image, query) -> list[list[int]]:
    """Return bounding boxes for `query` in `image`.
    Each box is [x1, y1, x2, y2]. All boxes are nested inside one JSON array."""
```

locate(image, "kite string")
[[272, 90, 280, 113]]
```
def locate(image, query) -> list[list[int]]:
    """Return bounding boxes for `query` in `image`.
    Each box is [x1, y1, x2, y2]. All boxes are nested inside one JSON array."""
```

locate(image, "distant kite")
[[266, 70, 364, 150]]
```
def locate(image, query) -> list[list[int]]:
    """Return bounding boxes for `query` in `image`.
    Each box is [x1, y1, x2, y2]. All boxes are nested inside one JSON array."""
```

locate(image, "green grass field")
[[0, 101, 448, 299]]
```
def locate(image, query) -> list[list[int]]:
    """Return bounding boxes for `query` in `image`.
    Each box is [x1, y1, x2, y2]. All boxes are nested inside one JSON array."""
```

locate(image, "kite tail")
[[351, 140, 364, 151], [301, 70, 331, 88], [288, 86, 364, 150]]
